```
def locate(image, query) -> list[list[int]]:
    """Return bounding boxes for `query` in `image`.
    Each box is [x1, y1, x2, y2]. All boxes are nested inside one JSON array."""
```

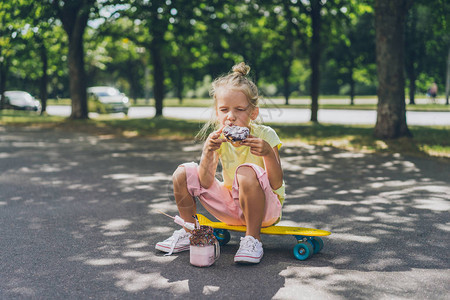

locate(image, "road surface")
[[1, 125, 449, 299], [47, 105, 450, 126]]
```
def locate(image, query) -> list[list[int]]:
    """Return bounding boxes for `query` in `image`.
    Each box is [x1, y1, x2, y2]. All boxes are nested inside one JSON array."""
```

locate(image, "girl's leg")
[[236, 165, 265, 241], [172, 166, 196, 225]]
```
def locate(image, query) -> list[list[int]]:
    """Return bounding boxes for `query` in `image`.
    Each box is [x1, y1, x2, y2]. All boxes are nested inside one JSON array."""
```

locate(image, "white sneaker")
[[155, 228, 191, 255], [234, 236, 263, 264]]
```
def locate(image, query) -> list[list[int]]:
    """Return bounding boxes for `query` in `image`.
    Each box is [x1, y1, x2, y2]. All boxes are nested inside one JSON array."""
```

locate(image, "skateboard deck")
[[197, 214, 331, 261]]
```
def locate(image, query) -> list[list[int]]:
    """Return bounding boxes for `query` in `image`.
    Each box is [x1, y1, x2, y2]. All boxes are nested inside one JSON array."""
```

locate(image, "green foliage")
[[1, 0, 447, 104], [405, 0, 449, 96]]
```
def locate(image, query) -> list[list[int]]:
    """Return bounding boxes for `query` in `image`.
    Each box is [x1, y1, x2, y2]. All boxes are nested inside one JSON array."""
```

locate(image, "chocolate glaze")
[[223, 125, 250, 142]]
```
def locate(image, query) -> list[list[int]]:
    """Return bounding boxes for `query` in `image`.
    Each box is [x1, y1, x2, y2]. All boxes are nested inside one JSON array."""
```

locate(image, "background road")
[[47, 105, 450, 126], [1, 126, 449, 299]]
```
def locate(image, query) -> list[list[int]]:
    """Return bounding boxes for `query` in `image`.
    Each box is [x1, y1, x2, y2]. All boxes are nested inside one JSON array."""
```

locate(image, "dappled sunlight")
[[282, 204, 328, 213], [150, 226, 177, 235], [331, 233, 379, 243], [202, 285, 221, 295], [313, 199, 358, 206], [126, 241, 149, 249], [110, 270, 189, 293], [85, 258, 128, 266], [1, 126, 449, 298], [104, 173, 172, 182], [122, 250, 154, 258], [148, 201, 179, 215], [280, 142, 449, 280], [413, 198, 449, 211], [103, 173, 172, 193], [434, 223, 450, 232], [274, 267, 447, 299], [332, 152, 366, 158], [101, 219, 133, 236], [182, 144, 203, 152], [301, 166, 328, 175]]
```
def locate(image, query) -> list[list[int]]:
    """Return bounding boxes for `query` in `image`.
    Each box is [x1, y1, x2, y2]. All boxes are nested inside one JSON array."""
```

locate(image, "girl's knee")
[[172, 165, 187, 186], [236, 165, 259, 187]]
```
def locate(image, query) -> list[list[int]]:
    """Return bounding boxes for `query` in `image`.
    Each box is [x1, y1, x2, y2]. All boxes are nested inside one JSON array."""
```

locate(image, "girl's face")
[[215, 88, 259, 128]]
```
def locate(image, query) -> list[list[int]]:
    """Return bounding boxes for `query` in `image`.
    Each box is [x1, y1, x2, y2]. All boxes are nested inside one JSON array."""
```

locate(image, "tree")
[[325, 6, 376, 104], [374, 0, 412, 139], [86, 17, 146, 104], [165, 0, 204, 104], [404, 5, 422, 105], [308, 0, 321, 122], [447, 48, 450, 105], [27, 3, 62, 114], [119, 0, 175, 117], [48, 0, 96, 119], [259, 1, 301, 105], [293, 0, 350, 122], [0, 1, 22, 109], [405, 1, 449, 105]]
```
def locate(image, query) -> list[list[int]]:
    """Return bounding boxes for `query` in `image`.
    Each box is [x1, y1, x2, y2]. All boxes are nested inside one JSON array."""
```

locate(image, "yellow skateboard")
[[197, 214, 331, 261]]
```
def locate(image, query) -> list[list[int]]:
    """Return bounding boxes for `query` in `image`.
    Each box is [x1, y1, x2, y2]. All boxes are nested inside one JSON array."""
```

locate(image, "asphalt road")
[[1, 126, 449, 299], [46, 105, 450, 126]]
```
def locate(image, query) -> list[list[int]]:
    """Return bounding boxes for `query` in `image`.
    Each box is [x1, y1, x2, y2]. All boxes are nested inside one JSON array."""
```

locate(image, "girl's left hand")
[[241, 135, 273, 157]]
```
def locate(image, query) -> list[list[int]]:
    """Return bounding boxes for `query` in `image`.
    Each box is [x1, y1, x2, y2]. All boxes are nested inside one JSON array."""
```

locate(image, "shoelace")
[[165, 229, 188, 256], [240, 237, 257, 252]]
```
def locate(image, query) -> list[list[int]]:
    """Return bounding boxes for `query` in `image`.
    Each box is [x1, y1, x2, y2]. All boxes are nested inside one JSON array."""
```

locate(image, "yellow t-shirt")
[[217, 123, 285, 205]]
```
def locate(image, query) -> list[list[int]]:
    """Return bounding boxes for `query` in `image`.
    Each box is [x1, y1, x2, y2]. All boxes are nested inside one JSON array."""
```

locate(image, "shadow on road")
[[0, 126, 448, 299]]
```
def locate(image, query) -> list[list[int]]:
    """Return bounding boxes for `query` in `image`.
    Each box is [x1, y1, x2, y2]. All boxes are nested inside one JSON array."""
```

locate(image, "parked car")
[[1, 91, 41, 111], [87, 86, 130, 115]]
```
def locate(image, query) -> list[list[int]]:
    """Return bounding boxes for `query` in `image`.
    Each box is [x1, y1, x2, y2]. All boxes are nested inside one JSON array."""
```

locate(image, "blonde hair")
[[196, 62, 260, 141]]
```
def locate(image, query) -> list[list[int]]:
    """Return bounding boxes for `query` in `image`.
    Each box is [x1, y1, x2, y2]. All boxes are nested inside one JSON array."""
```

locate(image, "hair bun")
[[232, 62, 250, 76]]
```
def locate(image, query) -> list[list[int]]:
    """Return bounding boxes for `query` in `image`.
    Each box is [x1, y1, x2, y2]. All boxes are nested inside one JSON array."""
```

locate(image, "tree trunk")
[[39, 43, 48, 114], [309, 0, 321, 123], [151, 43, 164, 117], [408, 72, 416, 105], [0, 61, 6, 110], [68, 33, 88, 119], [175, 60, 184, 104], [144, 66, 151, 104], [350, 70, 355, 106], [283, 0, 294, 106], [149, 4, 166, 118], [283, 65, 290, 105], [126, 60, 140, 105], [446, 47, 450, 105], [374, 0, 411, 139], [405, 6, 417, 105], [55, 2, 90, 120]]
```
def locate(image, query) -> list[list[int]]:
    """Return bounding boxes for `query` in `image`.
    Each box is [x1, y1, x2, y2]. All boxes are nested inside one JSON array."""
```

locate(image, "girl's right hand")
[[203, 126, 226, 152]]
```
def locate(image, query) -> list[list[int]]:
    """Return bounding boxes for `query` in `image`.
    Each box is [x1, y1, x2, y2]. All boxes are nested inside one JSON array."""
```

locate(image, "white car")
[[87, 86, 130, 115], [2, 91, 41, 111]]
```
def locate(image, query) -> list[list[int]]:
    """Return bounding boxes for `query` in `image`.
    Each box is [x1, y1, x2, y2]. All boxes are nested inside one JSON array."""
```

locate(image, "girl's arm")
[[241, 137, 283, 190], [198, 151, 219, 189], [198, 128, 226, 188], [263, 146, 283, 190]]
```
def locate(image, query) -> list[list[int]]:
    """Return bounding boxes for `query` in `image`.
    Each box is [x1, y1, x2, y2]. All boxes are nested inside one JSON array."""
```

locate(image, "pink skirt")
[[181, 162, 282, 226]]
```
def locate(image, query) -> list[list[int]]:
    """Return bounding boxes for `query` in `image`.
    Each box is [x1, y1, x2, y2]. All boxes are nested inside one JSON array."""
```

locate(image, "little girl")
[[156, 62, 285, 264]]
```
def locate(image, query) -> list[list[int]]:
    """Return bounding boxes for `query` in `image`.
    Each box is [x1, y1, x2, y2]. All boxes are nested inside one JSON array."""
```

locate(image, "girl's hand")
[[241, 135, 273, 157], [203, 126, 227, 152]]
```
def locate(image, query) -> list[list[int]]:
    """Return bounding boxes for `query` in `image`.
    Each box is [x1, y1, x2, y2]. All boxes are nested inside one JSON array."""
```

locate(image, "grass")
[[1, 110, 449, 161], [147, 98, 450, 112], [0, 110, 64, 123], [47, 97, 450, 111], [270, 123, 450, 160]]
